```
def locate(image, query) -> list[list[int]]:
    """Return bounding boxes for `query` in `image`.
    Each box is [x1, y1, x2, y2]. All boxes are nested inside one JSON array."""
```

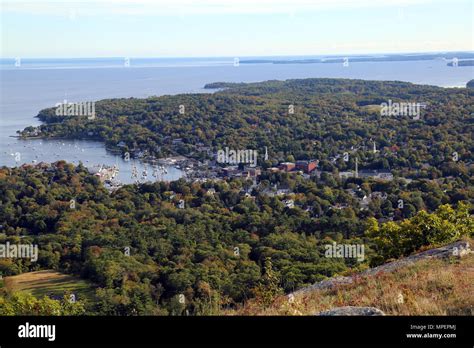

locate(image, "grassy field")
[[361, 104, 382, 113], [233, 253, 474, 316], [4, 270, 95, 302]]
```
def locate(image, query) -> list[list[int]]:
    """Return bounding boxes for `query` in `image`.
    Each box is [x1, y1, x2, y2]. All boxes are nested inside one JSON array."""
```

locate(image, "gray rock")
[[317, 306, 385, 316]]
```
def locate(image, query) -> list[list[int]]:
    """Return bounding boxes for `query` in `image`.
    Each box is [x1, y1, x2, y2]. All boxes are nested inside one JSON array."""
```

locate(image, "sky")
[[0, 0, 473, 58]]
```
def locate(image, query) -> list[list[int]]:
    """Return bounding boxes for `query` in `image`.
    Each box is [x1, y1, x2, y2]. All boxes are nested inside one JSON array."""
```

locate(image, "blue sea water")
[[1, 57, 473, 183]]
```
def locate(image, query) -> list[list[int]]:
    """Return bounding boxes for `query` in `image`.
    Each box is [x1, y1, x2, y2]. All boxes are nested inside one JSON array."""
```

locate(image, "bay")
[[1, 57, 472, 184]]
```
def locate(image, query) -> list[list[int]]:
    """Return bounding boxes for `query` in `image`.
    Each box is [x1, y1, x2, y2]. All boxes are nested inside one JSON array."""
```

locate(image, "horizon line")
[[1, 50, 474, 60]]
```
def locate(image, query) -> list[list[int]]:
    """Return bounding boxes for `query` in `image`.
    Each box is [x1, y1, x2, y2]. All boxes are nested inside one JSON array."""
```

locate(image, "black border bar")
[[0, 316, 472, 346]]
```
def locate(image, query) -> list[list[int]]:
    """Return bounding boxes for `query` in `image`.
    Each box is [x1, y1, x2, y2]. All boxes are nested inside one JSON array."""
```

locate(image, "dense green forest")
[[0, 163, 472, 315]]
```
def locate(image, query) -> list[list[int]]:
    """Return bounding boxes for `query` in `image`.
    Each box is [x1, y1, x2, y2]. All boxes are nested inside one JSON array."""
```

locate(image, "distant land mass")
[[240, 52, 474, 65], [448, 60, 474, 67]]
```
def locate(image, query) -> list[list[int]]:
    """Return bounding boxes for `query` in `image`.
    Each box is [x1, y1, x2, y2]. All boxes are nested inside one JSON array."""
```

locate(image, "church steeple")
[[355, 157, 359, 178]]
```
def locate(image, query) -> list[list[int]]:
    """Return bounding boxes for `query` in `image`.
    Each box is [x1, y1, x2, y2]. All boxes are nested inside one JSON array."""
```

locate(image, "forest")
[[0, 162, 472, 315], [21, 78, 473, 179], [3, 78, 473, 315]]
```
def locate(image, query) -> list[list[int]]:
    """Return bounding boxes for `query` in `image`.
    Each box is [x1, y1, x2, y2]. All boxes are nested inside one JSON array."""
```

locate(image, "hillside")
[[234, 240, 474, 315], [0, 155, 472, 315]]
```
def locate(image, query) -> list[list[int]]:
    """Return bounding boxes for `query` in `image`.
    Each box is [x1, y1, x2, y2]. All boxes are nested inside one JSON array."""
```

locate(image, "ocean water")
[[1, 57, 473, 184]]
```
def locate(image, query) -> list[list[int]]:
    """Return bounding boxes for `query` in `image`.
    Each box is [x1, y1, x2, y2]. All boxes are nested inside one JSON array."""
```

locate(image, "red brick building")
[[279, 162, 296, 172], [295, 160, 318, 173]]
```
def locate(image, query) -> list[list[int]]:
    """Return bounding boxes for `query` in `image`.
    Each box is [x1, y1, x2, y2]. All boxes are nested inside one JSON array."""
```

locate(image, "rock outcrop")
[[317, 306, 385, 316], [293, 240, 471, 296]]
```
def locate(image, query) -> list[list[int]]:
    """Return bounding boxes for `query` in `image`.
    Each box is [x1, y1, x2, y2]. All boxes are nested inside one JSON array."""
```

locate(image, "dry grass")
[[361, 104, 383, 114], [4, 270, 95, 301], [232, 254, 474, 316]]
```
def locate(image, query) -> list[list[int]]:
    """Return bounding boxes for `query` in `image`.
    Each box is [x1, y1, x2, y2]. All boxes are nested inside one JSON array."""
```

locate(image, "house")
[[222, 166, 239, 177], [23, 128, 41, 137], [196, 144, 211, 154], [284, 199, 295, 208], [345, 188, 358, 197], [261, 189, 276, 197], [279, 162, 295, 172], [360, 195, 371, 209], [295, 160, 318, 173], [371, 191, 388, 200], [389, 145, 400, 153], [330, 203, 349, 210], [276, 189, 290, 196], [242, 166, 261, 178], [339, 171, 355, 179], [359, 169, 393, 181]]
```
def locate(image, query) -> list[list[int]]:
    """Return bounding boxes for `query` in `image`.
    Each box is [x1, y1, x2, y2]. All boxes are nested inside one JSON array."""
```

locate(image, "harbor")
[[0, 138, 185, 185]]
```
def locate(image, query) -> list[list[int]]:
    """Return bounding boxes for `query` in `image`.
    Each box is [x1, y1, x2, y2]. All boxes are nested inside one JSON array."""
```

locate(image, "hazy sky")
[[1, 0, 473, 58]]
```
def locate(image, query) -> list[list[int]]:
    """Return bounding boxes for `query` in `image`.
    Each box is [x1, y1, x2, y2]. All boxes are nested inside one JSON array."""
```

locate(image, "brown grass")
[[4, 270, 95, 301], [231, 254, 474, 316]]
